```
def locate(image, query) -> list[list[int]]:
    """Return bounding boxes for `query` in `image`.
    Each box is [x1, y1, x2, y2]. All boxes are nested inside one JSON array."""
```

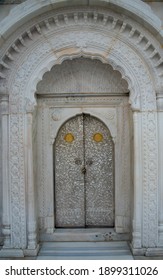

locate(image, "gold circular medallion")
[[64, 133, 74, 143], [93, 133, 103, 142]]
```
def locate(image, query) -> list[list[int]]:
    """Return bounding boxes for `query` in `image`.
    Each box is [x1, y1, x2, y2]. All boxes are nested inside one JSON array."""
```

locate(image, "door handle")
[[81, 166, 86, 174]]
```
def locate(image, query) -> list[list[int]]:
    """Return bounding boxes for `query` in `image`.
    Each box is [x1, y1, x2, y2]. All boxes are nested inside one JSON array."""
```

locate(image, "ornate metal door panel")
[[55, 115, 85, 227], [84, 115, 114, 226], [55, 114, 114, 227]]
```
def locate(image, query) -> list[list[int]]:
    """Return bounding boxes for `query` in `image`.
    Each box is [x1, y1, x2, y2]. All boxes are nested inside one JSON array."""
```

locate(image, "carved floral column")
[[25, 99, 38, 255], [132, 108, 159, 255], [157, 90, 163, 246], [132, 111, 142, 251], [0, 94, 11, 248]]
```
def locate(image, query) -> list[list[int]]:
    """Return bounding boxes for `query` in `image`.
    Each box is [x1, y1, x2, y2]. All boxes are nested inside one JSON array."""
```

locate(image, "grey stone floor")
[[0, 241, 163, 260]]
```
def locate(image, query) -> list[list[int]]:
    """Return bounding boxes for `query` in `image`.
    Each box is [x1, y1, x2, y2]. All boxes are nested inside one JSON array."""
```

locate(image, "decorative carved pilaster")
[[132, 111, 142, 249], [156, 89, 163, 245], [25, 99, 38, 250], [142, 111, 158, 248], [0, 94, 11, 248]]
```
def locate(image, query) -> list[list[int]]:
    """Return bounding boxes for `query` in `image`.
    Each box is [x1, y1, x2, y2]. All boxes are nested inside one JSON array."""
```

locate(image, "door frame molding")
[[36, 94, 132, 240]]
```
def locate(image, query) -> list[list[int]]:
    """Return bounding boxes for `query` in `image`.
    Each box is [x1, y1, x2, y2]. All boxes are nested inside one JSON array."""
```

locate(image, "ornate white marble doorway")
[[0, 0, 162, 257], [36, 58, 132, 240], [54, 114, 114, 228]]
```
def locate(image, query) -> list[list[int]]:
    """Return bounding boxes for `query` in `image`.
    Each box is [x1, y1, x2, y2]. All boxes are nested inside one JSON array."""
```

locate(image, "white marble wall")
[[0, 0, 162, 257], [0, 5, 16, 22], [146, 2, 163, 23], [32, 108, 38, 245], [0, 105, 2, 244], [157, 92, 163, 246]]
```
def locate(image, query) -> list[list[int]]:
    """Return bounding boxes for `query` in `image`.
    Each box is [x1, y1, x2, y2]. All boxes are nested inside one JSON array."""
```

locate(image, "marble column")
[[0, 94, 11, 248], [131, 111, 143, 252], [157, 91, 163, 246], [24, 100, 39, 255]]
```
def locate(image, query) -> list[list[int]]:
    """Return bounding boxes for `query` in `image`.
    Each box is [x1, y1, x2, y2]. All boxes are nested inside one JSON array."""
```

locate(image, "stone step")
[[40, 228, 130, 242], [37, 241, 133, 260], [41, 241, 129, 248], [37, 255, 133, 260]]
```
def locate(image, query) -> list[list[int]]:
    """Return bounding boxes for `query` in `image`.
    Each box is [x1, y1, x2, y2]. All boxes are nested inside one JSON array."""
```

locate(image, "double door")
[[55, 114, 114, 227]]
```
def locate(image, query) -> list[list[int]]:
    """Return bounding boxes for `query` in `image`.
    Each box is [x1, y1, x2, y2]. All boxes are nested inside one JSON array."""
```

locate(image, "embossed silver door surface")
[[84, 115, 114, 227], [55, 114, 114, 228], [55, 115, 85, 227]]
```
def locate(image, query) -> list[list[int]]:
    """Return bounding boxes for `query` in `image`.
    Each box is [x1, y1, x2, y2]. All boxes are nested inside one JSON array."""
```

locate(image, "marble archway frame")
[[0, 22, 159, 256]]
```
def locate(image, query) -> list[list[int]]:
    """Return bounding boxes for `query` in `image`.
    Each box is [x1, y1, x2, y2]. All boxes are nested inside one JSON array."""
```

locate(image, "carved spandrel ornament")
[[51, 109, 62, 121], [49, 106, 118, 147]]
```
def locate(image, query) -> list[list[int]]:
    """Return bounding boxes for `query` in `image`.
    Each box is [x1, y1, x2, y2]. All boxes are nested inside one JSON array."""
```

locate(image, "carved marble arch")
[[27, 47, 155, 112], [0, 7, 161, 111], [7, 46, 158, 248], [0, 6, 160, 111]]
